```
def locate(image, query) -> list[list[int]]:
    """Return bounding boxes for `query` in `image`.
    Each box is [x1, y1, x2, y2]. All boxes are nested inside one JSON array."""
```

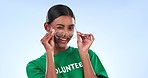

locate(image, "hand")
[[77, 32, 95, 54], [40, 29, 55, 53]]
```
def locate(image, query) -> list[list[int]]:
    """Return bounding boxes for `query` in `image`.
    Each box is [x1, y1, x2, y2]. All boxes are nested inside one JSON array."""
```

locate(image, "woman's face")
[[50, 16, 75, 48]]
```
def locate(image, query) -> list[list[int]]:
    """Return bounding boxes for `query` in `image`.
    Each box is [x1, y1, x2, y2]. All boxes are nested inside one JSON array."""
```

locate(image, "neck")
[[54, 46, 69, 54]]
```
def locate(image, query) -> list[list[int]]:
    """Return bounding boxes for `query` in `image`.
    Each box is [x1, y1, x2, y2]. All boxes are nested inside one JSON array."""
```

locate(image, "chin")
[[57, 43, 67, 49]]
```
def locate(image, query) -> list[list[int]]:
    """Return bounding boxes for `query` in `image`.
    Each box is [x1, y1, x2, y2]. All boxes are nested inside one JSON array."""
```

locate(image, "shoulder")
[[87, 49, 102, 63], [88, 49, 99, 58], [26, 54, 46, 77], [87, 50, 109, 78], [26, 53, 46, 71], [28, 53, 46, 65]]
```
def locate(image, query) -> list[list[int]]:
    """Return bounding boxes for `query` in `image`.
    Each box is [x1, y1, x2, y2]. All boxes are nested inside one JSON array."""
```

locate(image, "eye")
[[56, 25, 64, 29], [69, 26, 74, 31], [57, 26, 63, 29]]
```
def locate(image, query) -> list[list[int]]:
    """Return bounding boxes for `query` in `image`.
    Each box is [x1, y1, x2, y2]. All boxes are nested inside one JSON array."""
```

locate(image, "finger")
[[45, 33, 52, 40], [50, 33, 55, 46], [77, 31, 82, 43], [42, 33, 48, 39], [87, 34, 95, 46], [46, 31, 55, 42], [51, 28, 55, 35], [41, 30, 54, 43], [82, 34, 93, 40], [85, 34, 91, 40], [41, 33, 49, 42], [84, 35, 94, 49], [90, 33, 95, 41], [81, 34, 89, 41]]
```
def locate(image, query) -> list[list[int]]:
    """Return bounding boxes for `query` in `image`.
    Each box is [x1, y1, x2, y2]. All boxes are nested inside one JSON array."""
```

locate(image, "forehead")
[[51, 16, 75, 25]]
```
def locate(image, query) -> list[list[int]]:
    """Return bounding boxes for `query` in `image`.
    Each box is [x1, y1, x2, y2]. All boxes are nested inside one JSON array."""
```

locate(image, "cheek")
[[54, 36, 59, 43], [55, 30, 65, 38], [68, 31, 74, 38]]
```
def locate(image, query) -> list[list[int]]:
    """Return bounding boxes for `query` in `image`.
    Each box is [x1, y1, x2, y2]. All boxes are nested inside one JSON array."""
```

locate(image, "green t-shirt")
[[26, 46, 108, 78]]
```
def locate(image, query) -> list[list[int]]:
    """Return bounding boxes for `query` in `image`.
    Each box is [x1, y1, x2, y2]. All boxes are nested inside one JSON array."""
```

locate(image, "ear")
[[44, 22, 50, 32]]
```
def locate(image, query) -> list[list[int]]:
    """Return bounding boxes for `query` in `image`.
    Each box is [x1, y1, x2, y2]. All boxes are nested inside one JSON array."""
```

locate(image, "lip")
[[59, 38, 69, 43]]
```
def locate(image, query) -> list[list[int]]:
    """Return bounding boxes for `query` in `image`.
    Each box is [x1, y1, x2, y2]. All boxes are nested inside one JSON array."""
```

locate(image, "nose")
[[64, 28, 74, 38], [63, 29, 70, 38]]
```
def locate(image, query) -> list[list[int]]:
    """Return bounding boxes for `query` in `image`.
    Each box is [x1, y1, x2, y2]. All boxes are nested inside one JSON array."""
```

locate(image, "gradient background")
[[0, 0, 147, 78]]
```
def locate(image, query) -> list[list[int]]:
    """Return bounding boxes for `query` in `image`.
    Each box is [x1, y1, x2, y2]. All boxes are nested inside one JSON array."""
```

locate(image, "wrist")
[[46, 50, 54, 56], [79, 52, 89, 59], [79, 50, 88, 55]]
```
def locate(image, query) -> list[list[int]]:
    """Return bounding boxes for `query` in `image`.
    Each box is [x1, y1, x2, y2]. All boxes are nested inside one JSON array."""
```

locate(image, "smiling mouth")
[[59, 38, 69, 43]]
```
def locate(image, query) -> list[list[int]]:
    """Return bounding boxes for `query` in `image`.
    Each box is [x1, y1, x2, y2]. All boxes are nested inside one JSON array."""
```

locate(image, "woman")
[[26, 4, 108, 78]]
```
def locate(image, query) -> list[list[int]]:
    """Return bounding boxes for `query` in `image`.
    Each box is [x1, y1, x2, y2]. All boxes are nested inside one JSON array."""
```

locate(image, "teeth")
[[61, 38, 67, 40]]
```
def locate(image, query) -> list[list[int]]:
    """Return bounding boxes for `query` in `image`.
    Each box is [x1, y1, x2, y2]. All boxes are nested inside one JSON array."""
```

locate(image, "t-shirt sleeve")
[[26, 61, 45, 78], [88, 50, 109, 78]]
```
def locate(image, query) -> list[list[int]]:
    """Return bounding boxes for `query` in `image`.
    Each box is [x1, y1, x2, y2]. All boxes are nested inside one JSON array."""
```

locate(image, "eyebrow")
[[69, 24, 75, 27], [56, 24, 75, 27], [56, 24, 64, 26]]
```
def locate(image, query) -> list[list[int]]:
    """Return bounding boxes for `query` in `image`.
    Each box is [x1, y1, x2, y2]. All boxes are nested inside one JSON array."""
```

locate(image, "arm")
[[45, 50, 57, 78], [41, 29, 57, 78], [79, 52, 98, 78], [77, 32, 98, 78]]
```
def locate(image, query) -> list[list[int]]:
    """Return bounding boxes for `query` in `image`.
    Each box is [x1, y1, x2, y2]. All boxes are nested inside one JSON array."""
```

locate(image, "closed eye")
[[56, 24, 64, 29], [57, 26, 63, 29]]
